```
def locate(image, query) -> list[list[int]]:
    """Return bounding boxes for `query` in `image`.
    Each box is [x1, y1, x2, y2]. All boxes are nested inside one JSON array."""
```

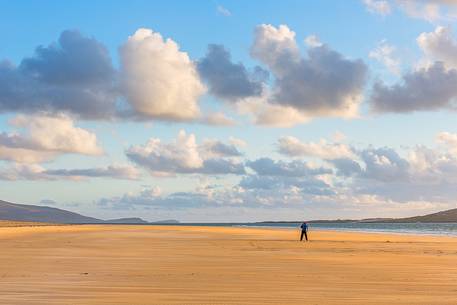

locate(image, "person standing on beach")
[[300, 222, 308, 241]]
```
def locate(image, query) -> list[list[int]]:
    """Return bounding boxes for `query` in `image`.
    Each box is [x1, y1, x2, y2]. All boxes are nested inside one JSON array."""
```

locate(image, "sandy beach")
[[0, 225, 456, 304]]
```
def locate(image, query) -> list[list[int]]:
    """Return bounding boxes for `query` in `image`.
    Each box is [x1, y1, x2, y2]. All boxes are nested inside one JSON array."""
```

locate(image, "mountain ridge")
[[0, 200, 153, 224], [258, 208, 457, 223]]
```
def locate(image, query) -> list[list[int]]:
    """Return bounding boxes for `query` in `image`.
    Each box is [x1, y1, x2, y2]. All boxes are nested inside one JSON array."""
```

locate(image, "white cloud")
[[250, 24, 367, 123], [229, 136, 247, 148], [370, 61, 457, 113], [119, 28, 206, 121], [436, 131, 457, 153], [0, 114, 102, 163], [201, 139, 243, 158], [370, 26, 457, 113], [236, 93, 310, 127], [126, 130, 245, 175], [200, 112, 237, 126], [0, 31, 117, 119], [304, 35, 323, 48], [362, 1, 457, 23], [417, 26, 457, 69], [0, 164, 47, 181], [397, 0, 442, 22], [363, 0, 392, 16], [197, 44, 266, 101], [251, 24, 300, 73], [246, 157, 332, 177], [97, 132, 457, 220], [369, 40, 400, 75], [277, 136, 355, 160]]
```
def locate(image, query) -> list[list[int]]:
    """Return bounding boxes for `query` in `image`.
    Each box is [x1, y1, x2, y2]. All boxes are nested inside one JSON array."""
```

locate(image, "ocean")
[[160, 222, 457, 236], [241, 222, 457, 236]]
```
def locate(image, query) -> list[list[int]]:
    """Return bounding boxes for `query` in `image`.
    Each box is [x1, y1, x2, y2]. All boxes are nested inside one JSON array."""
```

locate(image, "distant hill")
[[105, 218, 149, 224], [0, 200, 152, 224], [387, 208, 457, 223], [305, 208, 457, 223], [151, 219, 180, 224], [0, 200, 102, 224], [260, 208, 457, 224]]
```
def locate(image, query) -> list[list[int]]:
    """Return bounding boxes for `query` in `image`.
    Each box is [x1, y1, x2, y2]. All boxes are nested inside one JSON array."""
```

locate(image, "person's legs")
[[304, 230, 308, 241], [300, 230, 304, 241]]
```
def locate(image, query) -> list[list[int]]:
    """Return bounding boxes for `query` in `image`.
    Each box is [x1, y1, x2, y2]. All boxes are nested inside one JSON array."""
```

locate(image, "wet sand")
[[0, 225, 456, 304]]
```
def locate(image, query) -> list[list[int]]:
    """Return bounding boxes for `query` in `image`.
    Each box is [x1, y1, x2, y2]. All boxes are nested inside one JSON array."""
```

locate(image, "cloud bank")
[[0, 114, 102, 163], [126, 130, 245, 175]]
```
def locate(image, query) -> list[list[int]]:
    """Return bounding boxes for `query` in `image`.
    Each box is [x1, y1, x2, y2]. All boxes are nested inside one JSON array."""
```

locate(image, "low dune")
[[0, 225, 456, 304]]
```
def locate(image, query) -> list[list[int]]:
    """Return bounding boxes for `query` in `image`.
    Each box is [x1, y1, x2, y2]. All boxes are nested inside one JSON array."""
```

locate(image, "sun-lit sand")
[[0, 220, 61, 227], [1, 224, 456, 304]]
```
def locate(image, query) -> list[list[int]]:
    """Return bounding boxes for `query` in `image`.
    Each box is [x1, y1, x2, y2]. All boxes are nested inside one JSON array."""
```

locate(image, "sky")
[[2, 0, 457, 222]]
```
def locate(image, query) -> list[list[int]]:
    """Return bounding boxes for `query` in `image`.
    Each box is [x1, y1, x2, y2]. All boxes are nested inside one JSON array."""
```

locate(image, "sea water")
[[157, 222, 457, 236], [239, 222, 457, 236]]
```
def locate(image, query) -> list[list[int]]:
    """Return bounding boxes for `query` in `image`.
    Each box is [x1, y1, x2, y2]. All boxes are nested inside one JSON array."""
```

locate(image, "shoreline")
[[241, 225, 457, 237], [2, 221, 457, 237], [1, 223, 457, 243]]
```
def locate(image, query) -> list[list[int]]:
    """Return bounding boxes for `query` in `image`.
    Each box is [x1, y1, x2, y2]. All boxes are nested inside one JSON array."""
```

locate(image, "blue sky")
[[2, 0, 457, 222]]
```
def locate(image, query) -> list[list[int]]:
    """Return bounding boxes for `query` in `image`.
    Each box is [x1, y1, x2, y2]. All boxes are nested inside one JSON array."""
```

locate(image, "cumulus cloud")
[[229, 136, 246, 147], [331, 134, 457, 188], [436, 131, 457, 153], [201, 139, 243, 158], [363, 0, 392, 16], [369, 40, 400, 75], [330, 147, 412, 182], [417, 26, 457, 69], [200, 112, 237, 126], [0, 164, 138, 181], [98, 185, 242, 210], [0, 114, 102, 163], [97, 181, 331, 212], [251, 24, 300, 70], [246, 158, 331, 177], [304, 35, 323, 48], [119, 28, 206, 121], [370, 62, 457, 113], [0, 25, 368, 127], [236, 94, 310, 127], [0, 164, 47, 181], [197, 44, 266, 101], [277, 136, 355, 159], [0, 28, 226, 124], [126, 130, 245, 175], [250, 24, 367, 122], [99, 132, 457, 220], [369, 26, 457, 113], [330, 158, 363, 177], [239, 174, 331, 195], [0, 30, 116, 119], [360, 147, 410, 181]]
